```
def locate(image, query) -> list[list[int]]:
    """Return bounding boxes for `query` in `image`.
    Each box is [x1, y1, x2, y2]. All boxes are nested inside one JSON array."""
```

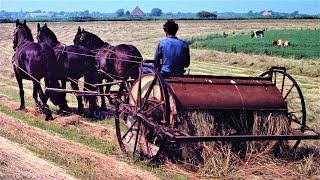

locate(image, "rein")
[[15, 40, 32, 51], [12, 62, 42, 85]]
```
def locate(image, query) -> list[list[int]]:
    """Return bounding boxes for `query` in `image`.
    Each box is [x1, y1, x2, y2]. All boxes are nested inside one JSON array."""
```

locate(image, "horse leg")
[[59, 80, 71, 113], [98, 77, 107, 111], [15, 75, 25, 110], [105, 77, 114, 106], [33, 80, 53, 120], [71, 81, 84, 114], [32, 80, 41, 111]]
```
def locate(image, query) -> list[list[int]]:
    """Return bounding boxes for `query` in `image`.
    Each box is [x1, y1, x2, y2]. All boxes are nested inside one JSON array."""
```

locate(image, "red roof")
[[130, 6, 145, 16], [262, 11, 272, 16]]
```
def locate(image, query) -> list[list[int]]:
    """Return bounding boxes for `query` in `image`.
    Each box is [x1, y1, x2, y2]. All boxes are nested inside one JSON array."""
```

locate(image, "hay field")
[[0, 19, 319, 179], [1, 19, 319, 127]]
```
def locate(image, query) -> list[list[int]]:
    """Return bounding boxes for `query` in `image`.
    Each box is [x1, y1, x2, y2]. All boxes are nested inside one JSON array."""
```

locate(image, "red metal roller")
[[165, 75, 286, 111]]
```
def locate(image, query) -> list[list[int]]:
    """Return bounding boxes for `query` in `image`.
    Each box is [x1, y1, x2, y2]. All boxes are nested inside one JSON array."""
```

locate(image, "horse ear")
[[16, 19, 19, 27], [23, 19, 26, 25], [78, 27, 81, 33], [37, 23, 40, 32], [44, 23, 47, 27], [82, 28, 84, 32]]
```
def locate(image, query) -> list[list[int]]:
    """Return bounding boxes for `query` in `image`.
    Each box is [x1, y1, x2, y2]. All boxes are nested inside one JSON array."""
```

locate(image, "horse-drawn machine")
[[14, 21, 319, 162]]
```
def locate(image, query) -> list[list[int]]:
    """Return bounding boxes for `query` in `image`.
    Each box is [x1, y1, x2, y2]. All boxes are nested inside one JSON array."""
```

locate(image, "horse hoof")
[[45, 116, 54, 121], [17, 106, 25, 110]]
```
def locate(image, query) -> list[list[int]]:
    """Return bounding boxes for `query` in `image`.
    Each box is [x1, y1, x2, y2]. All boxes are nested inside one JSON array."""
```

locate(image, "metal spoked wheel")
[[260, 67, 306, 150], [115, 67, 170, 161]]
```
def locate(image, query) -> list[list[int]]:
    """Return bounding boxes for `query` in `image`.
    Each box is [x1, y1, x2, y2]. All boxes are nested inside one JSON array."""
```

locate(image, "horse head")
[[13, 19, 34, 51], [73, 27, 106, 50], [36, 23, 58, 47], [73, 26, 83, 45]]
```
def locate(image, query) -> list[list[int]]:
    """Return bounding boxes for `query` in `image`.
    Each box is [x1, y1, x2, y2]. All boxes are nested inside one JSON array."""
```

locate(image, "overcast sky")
[[0, 0, 319, 14]]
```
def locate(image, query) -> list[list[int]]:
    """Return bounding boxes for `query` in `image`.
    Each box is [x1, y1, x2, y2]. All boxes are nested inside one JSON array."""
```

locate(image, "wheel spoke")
[[281, 73, 285, 95], [141, 101, 165, 115], [126, 83, 137, 105], [121, 119, 138, 141], [142, 77, 158, 110], [283, 83, 295, 100], [133, 120, 142, 156], [142, 125, 152, 159]]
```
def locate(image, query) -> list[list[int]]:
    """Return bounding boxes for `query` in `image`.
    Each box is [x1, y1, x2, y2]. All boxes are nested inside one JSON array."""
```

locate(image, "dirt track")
[[0, 111, 158, 180], [0, 136, 76, 179]]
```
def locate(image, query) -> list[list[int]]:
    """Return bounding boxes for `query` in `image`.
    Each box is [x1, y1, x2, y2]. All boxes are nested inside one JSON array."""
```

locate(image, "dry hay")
[[168, 110, 291, 176]]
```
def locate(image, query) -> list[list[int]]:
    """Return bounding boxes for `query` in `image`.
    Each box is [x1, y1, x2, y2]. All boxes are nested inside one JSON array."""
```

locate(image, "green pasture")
[[189, 29, 320, 59]]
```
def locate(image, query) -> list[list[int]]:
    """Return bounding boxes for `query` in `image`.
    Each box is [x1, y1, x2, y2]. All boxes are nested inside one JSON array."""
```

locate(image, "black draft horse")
[[36, 23, 99, 116], [12, 19, 66, 120], [73, 27, 143, 110]]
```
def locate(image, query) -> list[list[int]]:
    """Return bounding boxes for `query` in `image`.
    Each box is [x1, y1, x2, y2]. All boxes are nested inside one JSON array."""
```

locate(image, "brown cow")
[[272, 39, 290, 46]]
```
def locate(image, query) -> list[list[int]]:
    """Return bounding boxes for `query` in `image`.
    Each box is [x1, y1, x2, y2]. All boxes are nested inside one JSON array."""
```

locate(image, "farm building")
[[29, 13, 55, 18], [130, 6, 145, 16], [262, 11, 272, 16]]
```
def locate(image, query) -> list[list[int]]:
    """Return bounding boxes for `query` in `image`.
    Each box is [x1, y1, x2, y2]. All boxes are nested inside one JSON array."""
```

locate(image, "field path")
[[0, 136, 77, 180], [0, 111, 158, 180]]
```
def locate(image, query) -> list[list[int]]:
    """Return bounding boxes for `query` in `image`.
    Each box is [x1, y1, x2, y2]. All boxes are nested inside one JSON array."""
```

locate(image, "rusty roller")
[[114, 66, 319, 160]]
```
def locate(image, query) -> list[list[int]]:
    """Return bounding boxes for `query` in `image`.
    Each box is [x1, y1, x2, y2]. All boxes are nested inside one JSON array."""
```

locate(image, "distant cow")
[[272, 39, 290, 46], [251, 29, 265, 38]]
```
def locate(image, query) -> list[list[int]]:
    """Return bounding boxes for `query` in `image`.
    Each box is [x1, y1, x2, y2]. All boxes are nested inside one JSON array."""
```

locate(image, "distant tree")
[[197, 11, 217, 18], [166, 12, 173, 16], [84, 10, 89, 16], [150, 8, 162, 16], [291, 11, 299, 16], [116, 8, 124, 17], [125, 10, 130, 16], [32, 10, 42, 13], [248, 10, 254, 16]]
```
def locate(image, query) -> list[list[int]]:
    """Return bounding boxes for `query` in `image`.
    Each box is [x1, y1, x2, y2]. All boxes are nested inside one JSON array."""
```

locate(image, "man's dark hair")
[[163, 19, 179, 35]]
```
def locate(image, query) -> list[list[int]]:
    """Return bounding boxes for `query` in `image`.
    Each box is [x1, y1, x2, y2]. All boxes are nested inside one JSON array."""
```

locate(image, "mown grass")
[[0, 90, 117, 155], [1, 20, 319, 179], [0, 86, 186, 179], [190, 29, 320, 59], [0, 130, 94, 179]]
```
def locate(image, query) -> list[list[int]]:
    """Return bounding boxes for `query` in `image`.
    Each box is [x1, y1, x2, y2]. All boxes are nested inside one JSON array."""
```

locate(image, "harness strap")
[[12, 62, 43, 85]]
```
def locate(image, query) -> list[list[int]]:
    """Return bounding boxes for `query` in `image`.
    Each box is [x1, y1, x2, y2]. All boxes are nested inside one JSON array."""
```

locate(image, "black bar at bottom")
[[170, 134, 320, 143]]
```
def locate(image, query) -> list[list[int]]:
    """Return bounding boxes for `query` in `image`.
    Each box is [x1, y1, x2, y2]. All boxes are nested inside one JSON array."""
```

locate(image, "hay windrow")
[[171, 109, 291, 175]]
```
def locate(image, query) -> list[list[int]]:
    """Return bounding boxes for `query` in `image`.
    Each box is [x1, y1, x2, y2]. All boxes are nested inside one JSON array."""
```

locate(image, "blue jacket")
[[154, 35, 190, 76]]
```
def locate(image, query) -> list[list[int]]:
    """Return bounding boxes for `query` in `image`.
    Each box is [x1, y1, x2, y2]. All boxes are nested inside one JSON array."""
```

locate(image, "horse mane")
[[20, 24, 34, 42], [82, 30, 106, 48], [84, 30, 103, 42], [41, 26, 59, 46]]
